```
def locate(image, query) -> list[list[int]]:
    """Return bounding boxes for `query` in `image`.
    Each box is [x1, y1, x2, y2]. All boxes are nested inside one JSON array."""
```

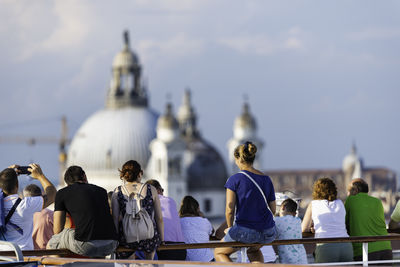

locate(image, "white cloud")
[[217, 27, 306, 56], [284, 37, 303, 50], [17, 1, 95, 61], [136, 33, 204, 64], [217, 35, 278, 56], [348, 27, 400, 41]]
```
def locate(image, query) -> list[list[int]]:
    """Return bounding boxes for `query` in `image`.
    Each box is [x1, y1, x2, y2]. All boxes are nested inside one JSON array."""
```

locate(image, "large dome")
[[183, 138, 228, 191], [67, 107, 158, 171]]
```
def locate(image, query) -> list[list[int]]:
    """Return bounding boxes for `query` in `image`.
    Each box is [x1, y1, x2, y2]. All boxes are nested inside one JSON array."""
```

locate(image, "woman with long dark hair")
[[179, 195, 214, 262]]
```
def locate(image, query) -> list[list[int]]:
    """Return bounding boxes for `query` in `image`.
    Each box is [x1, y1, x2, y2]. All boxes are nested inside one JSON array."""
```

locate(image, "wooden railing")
[[2, 235, 400, 266]]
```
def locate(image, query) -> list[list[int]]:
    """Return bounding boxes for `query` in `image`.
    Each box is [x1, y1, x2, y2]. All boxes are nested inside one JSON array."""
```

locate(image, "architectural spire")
[[106, 31, 147, 109], [177, 88, 199, 138], [123, 30, 130, 49]]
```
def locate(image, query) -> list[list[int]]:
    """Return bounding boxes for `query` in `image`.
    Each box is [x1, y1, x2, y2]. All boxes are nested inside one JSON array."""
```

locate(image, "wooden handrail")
[[1, 234, 399, 257]]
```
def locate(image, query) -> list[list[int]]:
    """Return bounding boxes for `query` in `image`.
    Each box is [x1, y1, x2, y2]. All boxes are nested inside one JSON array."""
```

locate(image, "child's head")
[[279, 198, 297, 217]]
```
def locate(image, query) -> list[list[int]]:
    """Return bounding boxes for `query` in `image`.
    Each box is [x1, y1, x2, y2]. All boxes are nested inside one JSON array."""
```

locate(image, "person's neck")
[[239, 165, 264, 175]]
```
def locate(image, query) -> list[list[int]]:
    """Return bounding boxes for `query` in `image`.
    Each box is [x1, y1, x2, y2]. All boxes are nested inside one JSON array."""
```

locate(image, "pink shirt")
[[32, 208, 54, 249], [159, 195, 184, 242]]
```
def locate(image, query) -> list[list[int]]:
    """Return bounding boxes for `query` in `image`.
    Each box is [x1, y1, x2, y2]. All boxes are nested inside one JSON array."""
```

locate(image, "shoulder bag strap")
[[4, 198, 23, 235], [239, 171, 272, 214]]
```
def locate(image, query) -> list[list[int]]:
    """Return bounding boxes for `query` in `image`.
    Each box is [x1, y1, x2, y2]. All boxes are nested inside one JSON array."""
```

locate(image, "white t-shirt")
[[1, 194, 43, 250], [311, 199, 348, 238], [180, 216, 213, 262]]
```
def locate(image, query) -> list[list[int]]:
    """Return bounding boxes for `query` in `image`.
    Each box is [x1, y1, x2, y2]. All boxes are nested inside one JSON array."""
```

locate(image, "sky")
[[0, 0, 399, 188]]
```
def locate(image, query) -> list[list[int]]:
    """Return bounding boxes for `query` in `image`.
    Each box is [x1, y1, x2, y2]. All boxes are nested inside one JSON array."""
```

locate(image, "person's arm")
[[389, 201, 400, 230], [151, 186, 164, 242], [268, 200, 276, 215], [53, 210, 66, 234], [225, 188, 236, 228], [301, 202, 313, 233], [111, 191, 120, 234], [29, 163, 57, 209], [215, 221, 228, 240]]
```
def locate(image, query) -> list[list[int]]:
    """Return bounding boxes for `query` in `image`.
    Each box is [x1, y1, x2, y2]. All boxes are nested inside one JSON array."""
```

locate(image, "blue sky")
[[0, 1, 399, 187]]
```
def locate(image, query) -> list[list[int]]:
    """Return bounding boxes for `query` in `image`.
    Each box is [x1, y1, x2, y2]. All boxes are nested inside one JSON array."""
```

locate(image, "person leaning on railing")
[[302, 177, 353, 263], [214, 141, 276, 263], [345, 178, 392, 261]]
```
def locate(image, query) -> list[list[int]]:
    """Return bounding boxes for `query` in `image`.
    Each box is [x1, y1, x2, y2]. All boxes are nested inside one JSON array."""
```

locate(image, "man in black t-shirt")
[[47, 166, 118, 257]]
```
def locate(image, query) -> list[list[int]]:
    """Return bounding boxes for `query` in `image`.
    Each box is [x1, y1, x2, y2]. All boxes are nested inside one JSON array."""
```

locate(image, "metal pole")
[[240, 247, 247, 263], [362, 242, 368, 266]]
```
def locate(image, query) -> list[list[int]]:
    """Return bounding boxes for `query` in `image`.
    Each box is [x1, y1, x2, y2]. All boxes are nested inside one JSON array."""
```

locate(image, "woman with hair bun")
[[214, 141, 276, 263], [301, 177, 353, 263], [111, 160, 164, 259]]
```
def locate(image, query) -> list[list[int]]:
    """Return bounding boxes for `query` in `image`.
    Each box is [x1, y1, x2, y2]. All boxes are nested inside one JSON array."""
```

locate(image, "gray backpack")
[[121, 184, 154, 243]]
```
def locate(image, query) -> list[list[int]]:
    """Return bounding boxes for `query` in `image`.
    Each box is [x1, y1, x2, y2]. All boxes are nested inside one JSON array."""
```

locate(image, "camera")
[[17, 166, 31, 175]]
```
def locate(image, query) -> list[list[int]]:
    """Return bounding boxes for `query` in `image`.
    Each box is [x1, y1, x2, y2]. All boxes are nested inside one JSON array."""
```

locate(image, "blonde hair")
[[234, 141, 257, 164]]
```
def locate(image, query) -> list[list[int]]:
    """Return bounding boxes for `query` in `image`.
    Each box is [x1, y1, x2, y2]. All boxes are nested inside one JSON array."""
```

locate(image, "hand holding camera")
[[10, 163, 44, 179]]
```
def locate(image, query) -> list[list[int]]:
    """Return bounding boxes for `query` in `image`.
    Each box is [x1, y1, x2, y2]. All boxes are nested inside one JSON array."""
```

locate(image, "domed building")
[[146, 90, 228, 217], [66, 32, 158, 190]]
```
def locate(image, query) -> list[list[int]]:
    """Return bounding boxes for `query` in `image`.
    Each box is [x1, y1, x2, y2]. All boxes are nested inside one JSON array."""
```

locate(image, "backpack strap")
[[4, 198, 23, 235], [122, 183, 147, 211]]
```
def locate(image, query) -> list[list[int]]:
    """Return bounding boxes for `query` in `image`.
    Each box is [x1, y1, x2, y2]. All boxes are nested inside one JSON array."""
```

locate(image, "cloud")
[[348, 27, 400, 41], [136, 33, 205, 64], [16, 1, 95, 61], [217, 27, 306, 55], [217, 35, 278, 56]]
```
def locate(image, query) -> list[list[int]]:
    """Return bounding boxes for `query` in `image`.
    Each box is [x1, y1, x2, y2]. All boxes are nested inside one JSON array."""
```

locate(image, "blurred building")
[[65, 31, 397, 219], [267, 143, 397, 216], [65, 31, 228, 217]]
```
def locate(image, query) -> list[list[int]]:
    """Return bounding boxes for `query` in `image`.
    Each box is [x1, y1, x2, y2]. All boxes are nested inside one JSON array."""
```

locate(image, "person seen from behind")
[[274, 198, 307, 264], [23, 184, 54, 250], [0, 164, 56, 250], [345, 178, 392, 261], [146, 179, 186, 260], [302, 177, 353, 263], [111, 160, 164, 260], [179, 195, 214, 262], [47, 166, 118, 257], [214, 141, 276, 263]]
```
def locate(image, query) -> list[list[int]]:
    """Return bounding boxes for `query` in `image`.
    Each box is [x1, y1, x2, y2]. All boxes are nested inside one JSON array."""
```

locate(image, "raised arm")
[[29, 163, 57, 209], [225, 188, 236, 228]]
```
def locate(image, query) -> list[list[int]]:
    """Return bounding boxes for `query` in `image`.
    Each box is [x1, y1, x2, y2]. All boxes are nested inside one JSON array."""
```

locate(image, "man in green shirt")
[[345, 178, 392, 261]]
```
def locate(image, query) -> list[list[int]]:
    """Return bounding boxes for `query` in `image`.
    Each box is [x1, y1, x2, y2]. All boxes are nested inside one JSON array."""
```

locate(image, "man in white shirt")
[[0, 164, 56, 250]]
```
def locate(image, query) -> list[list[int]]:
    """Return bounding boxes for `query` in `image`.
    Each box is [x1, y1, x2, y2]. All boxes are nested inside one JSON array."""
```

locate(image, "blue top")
[[225, 170, 276, 230]]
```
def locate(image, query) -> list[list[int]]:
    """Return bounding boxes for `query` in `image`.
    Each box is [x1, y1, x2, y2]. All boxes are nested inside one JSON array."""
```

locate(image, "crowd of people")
[[0, 141, 398, 264]]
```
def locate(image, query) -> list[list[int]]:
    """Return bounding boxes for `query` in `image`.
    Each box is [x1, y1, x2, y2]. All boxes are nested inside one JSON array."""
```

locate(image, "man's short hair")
[[146, 179, 162, 191], [350, 179, 369, 195], [23, 184, 42, 197], [64, 166, 86, 185], [281, 198, 298, 213], [0, 168, 18, 194]]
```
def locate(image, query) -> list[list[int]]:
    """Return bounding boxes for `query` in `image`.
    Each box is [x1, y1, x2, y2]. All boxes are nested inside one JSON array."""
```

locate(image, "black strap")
[[5, 198, 21, 225]]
